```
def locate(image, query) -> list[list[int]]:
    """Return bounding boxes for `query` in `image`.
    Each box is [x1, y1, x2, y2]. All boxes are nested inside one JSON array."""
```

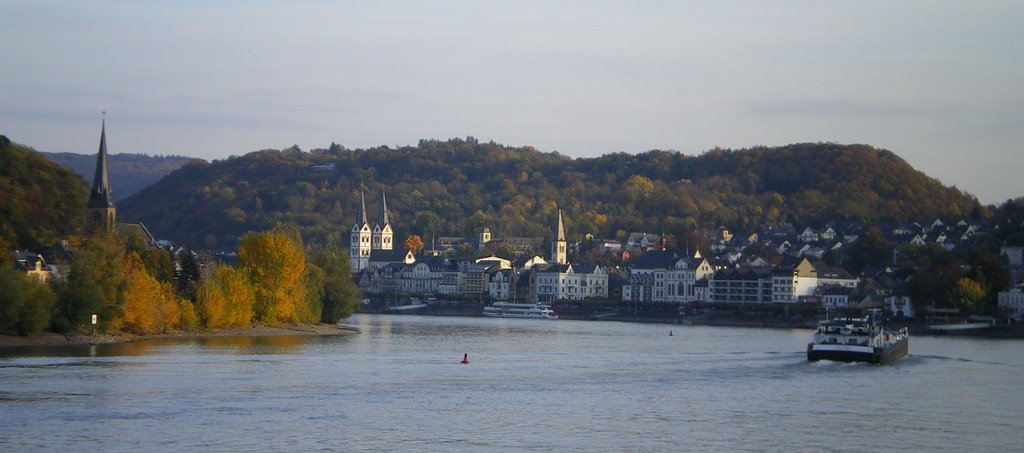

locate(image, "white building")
[[998, 288, 1024, 321], [621, 251, 715, 304]]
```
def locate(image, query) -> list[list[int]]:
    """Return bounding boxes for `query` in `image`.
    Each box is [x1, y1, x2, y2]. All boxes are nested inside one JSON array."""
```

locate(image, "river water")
[[1, 314, 1021, 452]]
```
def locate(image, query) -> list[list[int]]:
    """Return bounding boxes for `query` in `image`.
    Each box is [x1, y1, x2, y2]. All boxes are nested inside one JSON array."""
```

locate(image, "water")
[[1, 314, 1022, 452]]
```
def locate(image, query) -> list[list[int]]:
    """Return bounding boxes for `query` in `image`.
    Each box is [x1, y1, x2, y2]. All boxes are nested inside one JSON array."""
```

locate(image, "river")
[[1, 314, 1022, 452]]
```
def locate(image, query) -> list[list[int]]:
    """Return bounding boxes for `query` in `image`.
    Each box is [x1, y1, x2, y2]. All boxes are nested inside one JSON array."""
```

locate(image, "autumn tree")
[[404, 234, 425, 255], [121, 252, 182, 334], [949, 277, 987, 315], [197, 264, 255, 328], [238, 226, 309, 324]]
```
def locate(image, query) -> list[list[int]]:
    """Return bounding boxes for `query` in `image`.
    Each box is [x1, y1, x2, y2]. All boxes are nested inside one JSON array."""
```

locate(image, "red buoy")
[[669, 330, 673, 336], [461, 353, 469, 364]]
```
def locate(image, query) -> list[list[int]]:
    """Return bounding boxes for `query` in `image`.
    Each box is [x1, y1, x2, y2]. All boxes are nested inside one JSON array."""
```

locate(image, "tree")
[[197, 264, 255, 328], [55, 232, 126, 331], [949, 277, 986, 315], [404, 234, 424, 255], [176, 247, 201, 297], [315, 245, 360, 324], [121, 252, 180, 334], [237, 226, 309, 324], [0, 266, 55, 335], [846, 226, 890, 273]]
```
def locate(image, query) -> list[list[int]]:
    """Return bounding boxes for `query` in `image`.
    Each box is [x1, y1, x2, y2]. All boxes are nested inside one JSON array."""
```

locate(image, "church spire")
[[552, 209, 567, 265], [86, 114, 116, 232], [87, 116, 113, 208], [377, 190, 390, 228], [556, 209, 566, 241], [355, 188, 368, 227]]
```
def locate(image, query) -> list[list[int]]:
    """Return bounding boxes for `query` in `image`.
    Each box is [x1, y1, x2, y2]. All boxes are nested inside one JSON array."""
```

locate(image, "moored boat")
[[807, 311, 908, 364], [482, 302, 559, 319]]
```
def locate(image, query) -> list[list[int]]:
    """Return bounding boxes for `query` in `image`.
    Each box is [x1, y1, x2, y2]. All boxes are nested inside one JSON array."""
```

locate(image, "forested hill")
[[119, 140, 981, 250], [41, 152, 194, 201], [0, 137, 88, 249]]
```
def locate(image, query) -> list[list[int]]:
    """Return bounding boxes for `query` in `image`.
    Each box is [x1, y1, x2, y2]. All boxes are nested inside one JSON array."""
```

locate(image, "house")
[[626, 232, 662, 253], [12, 251, 52, 283], [798, 227, 819, 243], [998, 286, 1024, 321]]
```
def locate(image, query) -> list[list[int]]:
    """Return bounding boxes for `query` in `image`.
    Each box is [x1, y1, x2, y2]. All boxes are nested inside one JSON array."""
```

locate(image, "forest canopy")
[[119, 140, 982, 251]]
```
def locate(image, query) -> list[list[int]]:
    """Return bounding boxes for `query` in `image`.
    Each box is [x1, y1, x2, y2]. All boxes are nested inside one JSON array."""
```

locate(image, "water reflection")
[[0, 334, 315, 358]]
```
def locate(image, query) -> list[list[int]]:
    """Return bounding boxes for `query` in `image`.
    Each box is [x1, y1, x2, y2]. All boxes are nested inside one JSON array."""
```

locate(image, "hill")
[[118, 139, 982, 251], [0, 137, 88, 249], [41, 151, 194, 201]]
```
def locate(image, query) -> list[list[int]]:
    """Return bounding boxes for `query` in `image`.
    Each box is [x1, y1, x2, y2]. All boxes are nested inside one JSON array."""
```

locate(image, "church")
[[350, 190, 411, 272], [85, 117, 158, 248]]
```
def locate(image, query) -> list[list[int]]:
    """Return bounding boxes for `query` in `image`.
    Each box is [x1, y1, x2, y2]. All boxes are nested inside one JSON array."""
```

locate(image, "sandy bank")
[[0, 323, 358, 348]]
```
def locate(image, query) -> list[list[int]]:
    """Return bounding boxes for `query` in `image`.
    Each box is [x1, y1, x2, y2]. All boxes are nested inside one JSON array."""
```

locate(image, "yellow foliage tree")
[[121, 252, 180, 334], [197, 264, 255, 328], [238, 227, 308, 324]]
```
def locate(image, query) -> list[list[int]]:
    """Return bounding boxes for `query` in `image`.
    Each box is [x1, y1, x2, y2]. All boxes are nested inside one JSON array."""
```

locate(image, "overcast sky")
[[2, 1, 1021, 204]]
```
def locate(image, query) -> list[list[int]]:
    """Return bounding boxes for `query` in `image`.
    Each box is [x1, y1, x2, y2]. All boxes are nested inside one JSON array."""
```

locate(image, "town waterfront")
[[2, 314, 1021, 452]]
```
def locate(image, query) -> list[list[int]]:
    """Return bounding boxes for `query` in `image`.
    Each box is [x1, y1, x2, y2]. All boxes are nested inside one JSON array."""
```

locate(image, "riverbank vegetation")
[[2, 226, 360, 337]]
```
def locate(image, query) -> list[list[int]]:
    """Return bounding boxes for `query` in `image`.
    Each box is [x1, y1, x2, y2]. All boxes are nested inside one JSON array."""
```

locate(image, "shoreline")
[[0, 323, 358, 349]]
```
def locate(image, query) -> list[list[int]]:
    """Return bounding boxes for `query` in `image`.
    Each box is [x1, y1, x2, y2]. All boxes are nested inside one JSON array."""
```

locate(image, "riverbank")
[[0, 323, 358, 348]]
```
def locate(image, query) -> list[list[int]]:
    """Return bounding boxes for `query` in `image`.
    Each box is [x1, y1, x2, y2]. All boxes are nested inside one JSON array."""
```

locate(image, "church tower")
[[478, 227, 491, 251], [552, 209, 567, 265], [372, 190, 393, 251], [350, 190, 372, 272], [86, 117, 116, 233]]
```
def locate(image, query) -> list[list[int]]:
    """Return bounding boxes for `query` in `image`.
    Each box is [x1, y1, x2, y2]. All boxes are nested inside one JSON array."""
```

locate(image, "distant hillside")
[[41, 152, 194, 201], [119, 140, 982, 250], [0, 137, 88, 249]]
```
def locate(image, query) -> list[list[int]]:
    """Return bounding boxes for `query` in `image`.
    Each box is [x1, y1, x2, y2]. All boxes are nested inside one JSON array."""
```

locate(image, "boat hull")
[[482, 303, 558, 319], [482, 312, 558, 319], [807, 336, 908, 365]]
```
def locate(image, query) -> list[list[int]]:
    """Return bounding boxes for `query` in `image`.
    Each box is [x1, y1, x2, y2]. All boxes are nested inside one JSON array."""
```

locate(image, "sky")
[[2, 1, 1021, 204]]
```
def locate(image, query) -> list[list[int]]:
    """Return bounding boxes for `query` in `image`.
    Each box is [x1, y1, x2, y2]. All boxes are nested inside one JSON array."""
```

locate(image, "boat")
[[482, 302, 559, 319], [384, 298, 429, 313], [927, 316, 995, 335], [807, 311, 908, 364]]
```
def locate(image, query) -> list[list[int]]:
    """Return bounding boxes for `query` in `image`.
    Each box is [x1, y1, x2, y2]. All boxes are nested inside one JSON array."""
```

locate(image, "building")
[[708, 266, 774, 304], [349, 191, 372, 272], [12, 251, 52, 283], [350, 190, 394, 272], [998, 287, 1024, 321], [552, 209, 567, 265], [771, 258, 858, 304], [86, 118, 116, 233], [621, 251, 716, 304], [529, 210, 608, 303]]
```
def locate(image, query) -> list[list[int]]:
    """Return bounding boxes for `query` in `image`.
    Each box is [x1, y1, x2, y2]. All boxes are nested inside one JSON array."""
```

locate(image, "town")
[[5, 124, 1024, 336], [339, 188, 1024, 329]]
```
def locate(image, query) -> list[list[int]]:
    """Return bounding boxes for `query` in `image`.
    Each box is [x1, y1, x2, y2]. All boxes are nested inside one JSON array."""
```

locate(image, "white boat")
[[482, 302, 559, 319], [807, 311, 908, 364]]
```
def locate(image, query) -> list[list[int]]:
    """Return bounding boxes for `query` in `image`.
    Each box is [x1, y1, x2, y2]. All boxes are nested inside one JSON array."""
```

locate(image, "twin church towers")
[[349, 190, 393, 272]]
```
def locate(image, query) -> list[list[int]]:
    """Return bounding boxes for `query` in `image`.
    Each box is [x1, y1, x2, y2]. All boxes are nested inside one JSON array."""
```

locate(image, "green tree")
[[846, 226, 890, 273], [0, 267, 55, 335], [315, 241, 360, 324], [55, 232, 126, 332]]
